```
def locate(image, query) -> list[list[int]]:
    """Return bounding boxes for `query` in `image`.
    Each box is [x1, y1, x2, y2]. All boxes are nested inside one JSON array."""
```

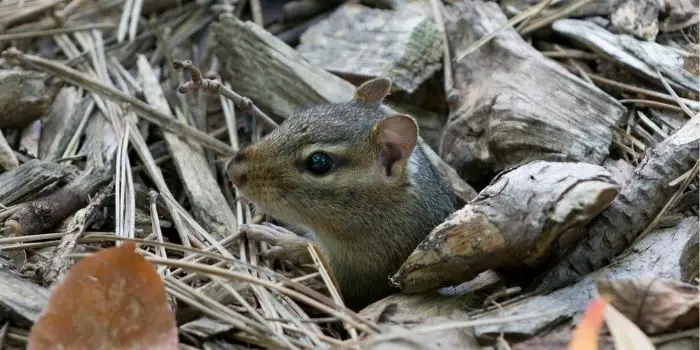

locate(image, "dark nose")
[[226, 150, 248, 187]]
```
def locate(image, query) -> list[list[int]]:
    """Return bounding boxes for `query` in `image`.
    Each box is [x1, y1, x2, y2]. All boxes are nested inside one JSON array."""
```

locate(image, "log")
[[392, 160, 619, 293], [440, 0, 626, 188], [538, 116, 699, 291], [296, 2, 443, 94], [552, 18, 699, 96]]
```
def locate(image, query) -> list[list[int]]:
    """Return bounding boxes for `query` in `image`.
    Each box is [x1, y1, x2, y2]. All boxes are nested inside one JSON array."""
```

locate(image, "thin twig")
[[173, 60, 278, 129]]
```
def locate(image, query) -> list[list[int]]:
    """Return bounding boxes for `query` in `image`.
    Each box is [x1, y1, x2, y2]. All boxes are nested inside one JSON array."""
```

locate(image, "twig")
[[657, 70, 697, 118], [172, 59, 278, 129]]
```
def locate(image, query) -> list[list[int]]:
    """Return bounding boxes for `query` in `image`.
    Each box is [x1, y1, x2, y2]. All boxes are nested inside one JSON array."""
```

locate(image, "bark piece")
[[441, 0, 625, 188], [212, 14, 355, 120], [553, 18, 699, 95], [538, 116, 699, 291], [596, 278, 699, 335], [0, 268, 50, 328], [679, 229, 698, 282], [471, 216, 697, 339], [137, 55, 237, 240], [0, 70, 52, 129], [212, 14, 476, 201], [4, 168, 111, 237], [296, 2, 443, 93], [659, 0, 699, 32], [392, 160, 619, 293], [610, 0, 662, 40], [0, 159, 72, 205], [38, 86, 81, 160], [18, 119, 41, 158], [0, 129, 18, 170]]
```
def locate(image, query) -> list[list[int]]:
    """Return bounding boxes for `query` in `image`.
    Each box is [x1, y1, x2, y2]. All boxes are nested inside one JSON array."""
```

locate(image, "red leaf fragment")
[[28, 241, 178, 350], [568, 296, 607, 350]]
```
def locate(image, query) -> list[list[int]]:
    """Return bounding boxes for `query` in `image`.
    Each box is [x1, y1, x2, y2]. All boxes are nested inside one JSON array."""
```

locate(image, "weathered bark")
[[609, 0, 662, 40], [0, 160, 72, 206], [0, 70, 53, 129], [392, 160, 619, 293], [4, 167, 111, 237], [38, 87, 82, 160], [441, 0, 626, 189], [473, 216, 698, 340], [0, 268, 50, 328], [537, 116, 699, 291], [553, 18, 699, 96], [297, 2, 443, 94]]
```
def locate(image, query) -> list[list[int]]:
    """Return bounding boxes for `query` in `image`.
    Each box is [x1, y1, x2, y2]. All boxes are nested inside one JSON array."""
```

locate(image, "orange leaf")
[[28, 242, 178, 350], [568, 296, 607, 350]]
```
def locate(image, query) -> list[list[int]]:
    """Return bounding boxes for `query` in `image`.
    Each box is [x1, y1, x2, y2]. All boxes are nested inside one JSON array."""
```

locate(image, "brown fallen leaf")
[[596, 278, 699, 335], [27, 241, 178, 350]]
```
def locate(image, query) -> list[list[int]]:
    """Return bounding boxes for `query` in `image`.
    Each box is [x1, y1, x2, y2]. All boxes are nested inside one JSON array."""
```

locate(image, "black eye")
[[305, 151, 333, 175]]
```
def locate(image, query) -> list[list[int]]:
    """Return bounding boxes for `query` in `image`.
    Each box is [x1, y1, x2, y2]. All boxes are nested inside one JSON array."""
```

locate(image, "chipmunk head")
[[226, 77, 420, 232]]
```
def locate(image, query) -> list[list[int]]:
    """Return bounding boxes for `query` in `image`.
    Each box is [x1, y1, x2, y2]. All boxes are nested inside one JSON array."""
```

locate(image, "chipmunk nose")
[[226, 151, 249, 187]]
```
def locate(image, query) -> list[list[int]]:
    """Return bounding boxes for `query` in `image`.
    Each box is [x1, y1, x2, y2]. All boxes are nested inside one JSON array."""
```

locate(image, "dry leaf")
[[27, 241, 178, 350], [596, 278, 700, 334], [604, 303, 655, 350], [569, 296, 607, 350]]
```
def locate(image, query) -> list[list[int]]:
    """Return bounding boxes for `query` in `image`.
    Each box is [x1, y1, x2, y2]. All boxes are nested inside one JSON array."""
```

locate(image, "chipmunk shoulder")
[[227, 77, 457, 310]]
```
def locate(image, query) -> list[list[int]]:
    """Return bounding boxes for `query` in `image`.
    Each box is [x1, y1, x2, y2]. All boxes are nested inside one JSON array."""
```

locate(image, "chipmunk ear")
[[353, 77, 392, 105], [373, 114, 418, 178]]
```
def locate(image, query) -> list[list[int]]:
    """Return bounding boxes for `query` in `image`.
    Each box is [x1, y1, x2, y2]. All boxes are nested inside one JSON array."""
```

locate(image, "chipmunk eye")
[[305, 151, 333, 175]]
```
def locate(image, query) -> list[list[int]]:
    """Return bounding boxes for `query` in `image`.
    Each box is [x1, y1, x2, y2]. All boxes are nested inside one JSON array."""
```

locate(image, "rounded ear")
[[373, 114, 418, 177], [353, 77, 392, 105]]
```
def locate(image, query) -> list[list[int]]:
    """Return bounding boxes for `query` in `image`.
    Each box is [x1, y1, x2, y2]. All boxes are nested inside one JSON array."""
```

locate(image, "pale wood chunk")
[[610, 0, 662, 40], [296, 2, 443, 93], [0, 268, 50, 327], [392, 160, 620, 293], [553, 18, 699, 95], [38, 87, 81, 160], [0, 70, 52, 130], [0, 129, 18, 170], [137, 55, 238, 240], [440, 1, 626, 187]]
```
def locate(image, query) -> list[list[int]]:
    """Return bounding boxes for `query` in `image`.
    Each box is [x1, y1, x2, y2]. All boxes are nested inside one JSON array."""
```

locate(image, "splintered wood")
[[296, 2, 443, 93]]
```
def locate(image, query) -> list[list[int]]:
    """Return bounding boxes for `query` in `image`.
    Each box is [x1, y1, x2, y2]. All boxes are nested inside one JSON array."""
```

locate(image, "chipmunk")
[[226, 77, 457, 310]]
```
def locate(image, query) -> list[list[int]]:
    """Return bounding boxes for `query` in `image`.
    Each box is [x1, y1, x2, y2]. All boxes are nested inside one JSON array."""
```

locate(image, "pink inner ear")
[[377, 115, 418, 177]]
